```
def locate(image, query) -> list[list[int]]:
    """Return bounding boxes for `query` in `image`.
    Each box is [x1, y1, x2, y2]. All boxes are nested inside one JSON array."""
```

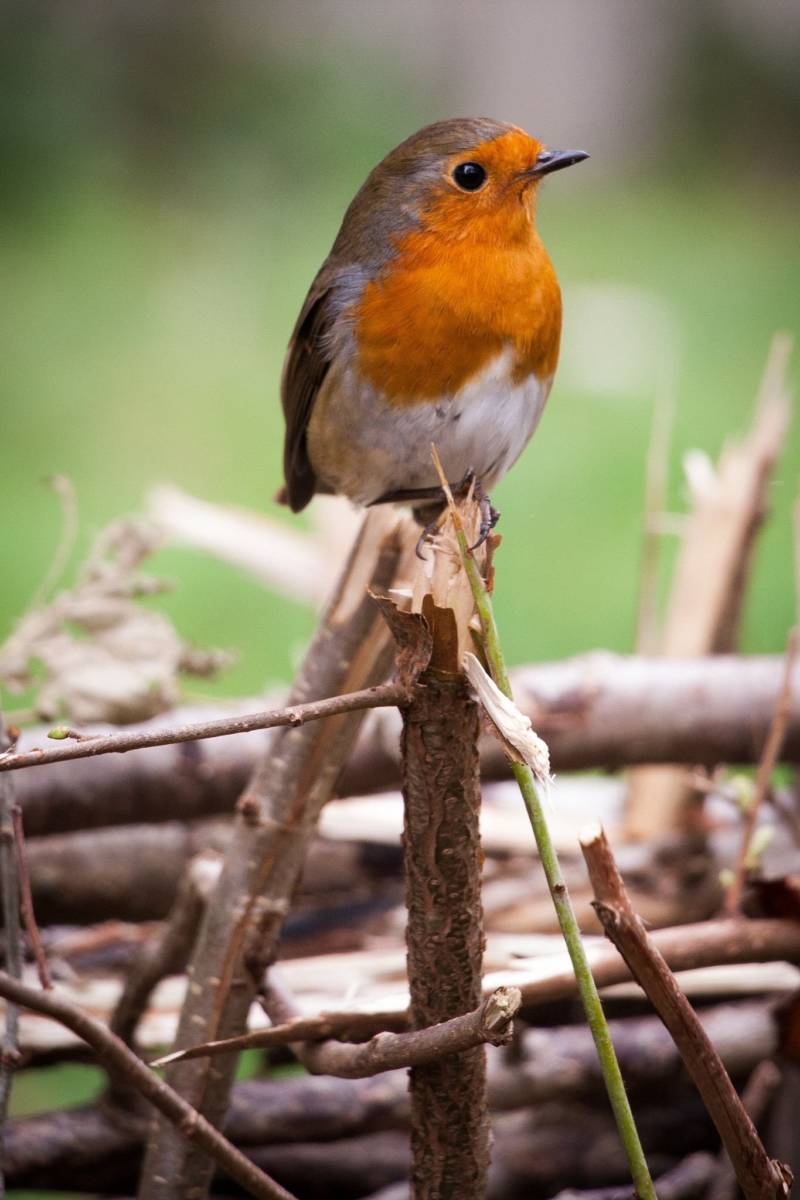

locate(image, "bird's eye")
[[452, 161, 487, 192]]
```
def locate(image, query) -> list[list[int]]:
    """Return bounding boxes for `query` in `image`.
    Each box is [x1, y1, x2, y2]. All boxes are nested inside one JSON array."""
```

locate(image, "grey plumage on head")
[[330, 117, 515, 268]]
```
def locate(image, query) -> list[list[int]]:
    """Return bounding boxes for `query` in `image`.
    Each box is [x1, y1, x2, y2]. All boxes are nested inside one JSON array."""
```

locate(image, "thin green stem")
[[457, 528, 656, 1200]]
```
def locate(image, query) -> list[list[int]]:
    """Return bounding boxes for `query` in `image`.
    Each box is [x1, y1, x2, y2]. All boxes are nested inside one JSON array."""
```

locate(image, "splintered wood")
[[627, 335, 793, 840]]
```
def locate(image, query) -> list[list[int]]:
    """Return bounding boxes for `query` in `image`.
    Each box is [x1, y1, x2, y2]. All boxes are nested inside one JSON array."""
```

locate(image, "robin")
[[278, 117, 587, 547]]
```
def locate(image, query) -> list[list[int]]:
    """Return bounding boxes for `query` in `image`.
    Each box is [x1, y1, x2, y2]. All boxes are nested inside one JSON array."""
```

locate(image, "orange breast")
[[352, 194, 562, 404]]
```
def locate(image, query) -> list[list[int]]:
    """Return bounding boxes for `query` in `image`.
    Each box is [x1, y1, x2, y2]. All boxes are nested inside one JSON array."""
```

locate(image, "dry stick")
[[580, 823, 792, 1200], [254, 976, 520, 1080], [110, 852, 222, 1048], [9, 805, 51, 990], [627, 333, 793, 840], [143, 916, 800, 1062], [436, 461, 657, 1200], [0, 683, 405, 773], [707, 1060, 784, 1200], [635, 378, 675, 654], [726, 626, 800, 914], [13, 653, 800, 840], [0, 971, 296, 1200], [139, 511, 412, 1200]]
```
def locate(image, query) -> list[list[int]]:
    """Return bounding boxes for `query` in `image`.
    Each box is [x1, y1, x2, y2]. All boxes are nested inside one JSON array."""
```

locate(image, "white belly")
[[309, 347, 552, 505], [423, 348, 551, 492]]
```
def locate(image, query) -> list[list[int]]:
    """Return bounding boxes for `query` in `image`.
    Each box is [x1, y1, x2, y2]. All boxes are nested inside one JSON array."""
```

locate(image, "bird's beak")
[[526, 149, 589, 179]]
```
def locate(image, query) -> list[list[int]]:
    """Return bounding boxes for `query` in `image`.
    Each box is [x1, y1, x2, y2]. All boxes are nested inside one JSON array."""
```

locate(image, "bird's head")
[[336, 118, 588, 260]]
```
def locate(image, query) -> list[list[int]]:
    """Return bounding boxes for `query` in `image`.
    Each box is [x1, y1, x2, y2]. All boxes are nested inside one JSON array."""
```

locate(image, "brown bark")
[[138, 511, 412, 1200], [401, 658, 487, 1200], [16, 819, 399, 926]]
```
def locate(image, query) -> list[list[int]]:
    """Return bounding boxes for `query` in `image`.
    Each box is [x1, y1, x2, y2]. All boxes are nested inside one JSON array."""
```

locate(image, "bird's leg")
[[468, 478, 500, 551], [448, 470, 500, 550], [412, 470, 499, 558]]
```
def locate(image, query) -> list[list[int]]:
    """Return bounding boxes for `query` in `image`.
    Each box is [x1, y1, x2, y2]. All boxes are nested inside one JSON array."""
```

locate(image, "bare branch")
[[0, 969, 297, 1200], [580, 823, 792, 1200], [1, 682, 405, 773], [13, 653, 800, 838], [9, 805, 51, 990], [167, 979, 520, 1078], [725, 626, 799, 913], [708, 1060, 784, 1200]]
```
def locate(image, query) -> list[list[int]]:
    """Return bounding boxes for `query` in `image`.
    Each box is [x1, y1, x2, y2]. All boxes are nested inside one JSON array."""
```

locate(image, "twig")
[[110, 851, 221, 1047], [580, 822, 792, 1200], [9, 805, 51, 990], [0, 682, 405, 774], [13, 653, 800, 839], [726, 626, 800, 914], [0, 969, 298, 1200], [0, 713, 22, 1196], [255, 977, 520, 1079], [435, 452, 657, 1200], [707, 1060, 784, 1200]]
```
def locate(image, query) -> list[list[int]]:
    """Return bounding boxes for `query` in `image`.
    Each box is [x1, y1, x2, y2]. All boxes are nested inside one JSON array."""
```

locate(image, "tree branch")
[[255, 976, 520, 1079], [9, 804, 51, 989], [580, 823, 792, 1200], [1, 683, 405, 773], [0, 970, 297, 1200], [13, 653, 800, 840]]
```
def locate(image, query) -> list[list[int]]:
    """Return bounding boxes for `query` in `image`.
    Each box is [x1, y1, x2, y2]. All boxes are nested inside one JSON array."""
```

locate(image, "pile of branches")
[[1, 341, 799, 1200]]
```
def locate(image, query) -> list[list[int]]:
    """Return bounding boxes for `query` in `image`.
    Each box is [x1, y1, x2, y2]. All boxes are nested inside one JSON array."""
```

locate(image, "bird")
[[277, 117, 587, 547]]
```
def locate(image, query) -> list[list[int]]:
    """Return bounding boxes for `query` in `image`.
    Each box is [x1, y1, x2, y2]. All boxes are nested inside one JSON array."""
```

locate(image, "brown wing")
[[280, 269, 342, 513]]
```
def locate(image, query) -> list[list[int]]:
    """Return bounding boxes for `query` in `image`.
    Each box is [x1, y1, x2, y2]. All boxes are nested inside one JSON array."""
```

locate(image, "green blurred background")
[[2, 0, 800, 1180], [2, 1, 800, 703]]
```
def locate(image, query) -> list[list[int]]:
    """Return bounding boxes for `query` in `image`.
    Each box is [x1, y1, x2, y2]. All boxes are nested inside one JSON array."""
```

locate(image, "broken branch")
[[580, 823, 792, 1200]]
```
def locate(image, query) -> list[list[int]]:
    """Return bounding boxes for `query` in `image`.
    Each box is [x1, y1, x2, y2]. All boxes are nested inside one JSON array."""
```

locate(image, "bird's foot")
[[450, 469, 500, 550]]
